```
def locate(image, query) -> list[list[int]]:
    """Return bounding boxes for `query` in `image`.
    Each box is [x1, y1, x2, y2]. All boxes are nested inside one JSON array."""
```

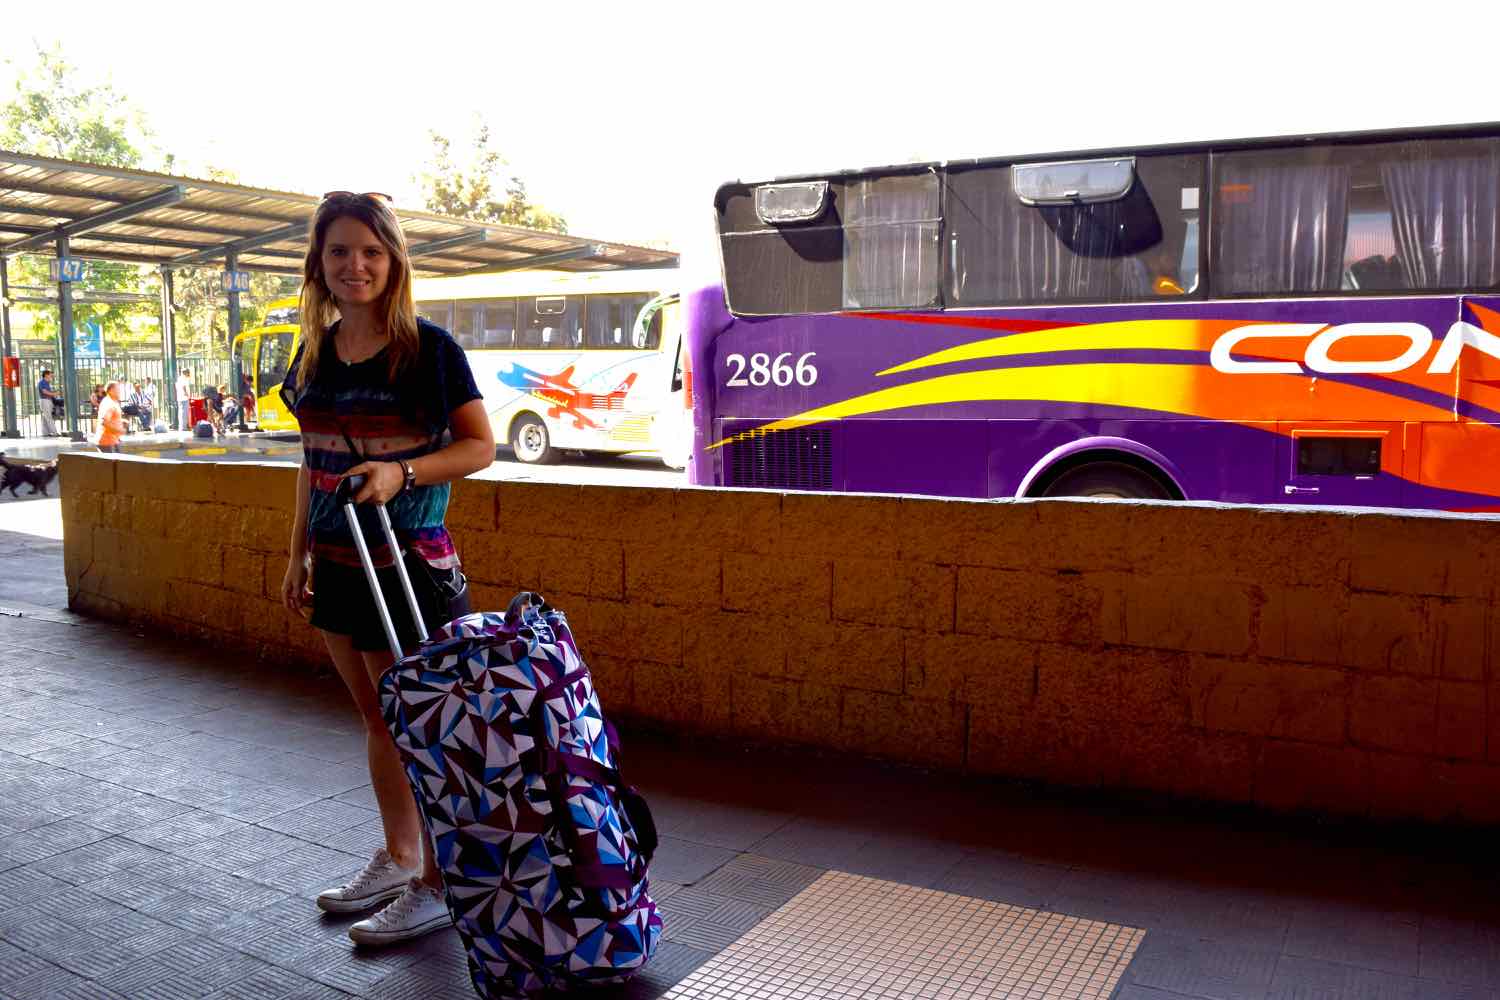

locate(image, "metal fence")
[[9, 354, 231, 438]]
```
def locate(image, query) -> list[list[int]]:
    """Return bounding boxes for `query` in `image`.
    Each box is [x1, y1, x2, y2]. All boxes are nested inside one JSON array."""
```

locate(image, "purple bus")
[[684, 123, 1500, 511]]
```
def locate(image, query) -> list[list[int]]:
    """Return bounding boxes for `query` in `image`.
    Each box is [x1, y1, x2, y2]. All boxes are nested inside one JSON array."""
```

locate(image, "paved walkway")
[[1, 428, 300, 463], [1, 555, 1499, 997]]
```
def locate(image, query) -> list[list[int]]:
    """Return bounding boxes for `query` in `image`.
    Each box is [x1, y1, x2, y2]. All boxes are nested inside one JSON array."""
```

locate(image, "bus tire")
[[510, 414, 556, 464], [1038, 461, 1173, 500]]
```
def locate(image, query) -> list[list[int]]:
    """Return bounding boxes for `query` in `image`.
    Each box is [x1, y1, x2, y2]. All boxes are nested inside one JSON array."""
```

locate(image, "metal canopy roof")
[[0, 149, 677, 276]]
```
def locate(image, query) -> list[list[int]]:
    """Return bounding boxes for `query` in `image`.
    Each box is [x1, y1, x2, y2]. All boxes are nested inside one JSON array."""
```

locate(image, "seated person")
[[127, 383, 153, 431], [203, 383, 225, 435], [221, 388, 242, 430], [1347, 254, 1407, 292]]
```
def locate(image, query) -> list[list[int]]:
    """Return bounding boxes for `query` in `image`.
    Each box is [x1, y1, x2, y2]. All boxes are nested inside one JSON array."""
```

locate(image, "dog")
[[0, 453, 59, 498]]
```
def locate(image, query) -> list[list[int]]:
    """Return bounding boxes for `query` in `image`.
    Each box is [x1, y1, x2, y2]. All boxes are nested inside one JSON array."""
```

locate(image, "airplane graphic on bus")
[[496, 362, 638, 430]]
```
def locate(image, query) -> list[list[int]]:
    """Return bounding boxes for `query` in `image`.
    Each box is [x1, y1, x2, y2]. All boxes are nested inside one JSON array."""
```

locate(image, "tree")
[[2, 44, 163, 357], [1, 52, 296, 366], [416, 122, 567, 233], [1, 42, 156, 168]]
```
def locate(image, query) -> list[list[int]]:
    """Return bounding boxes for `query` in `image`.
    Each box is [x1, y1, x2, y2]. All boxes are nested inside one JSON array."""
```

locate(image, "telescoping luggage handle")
[[335, 473, 428, 660]]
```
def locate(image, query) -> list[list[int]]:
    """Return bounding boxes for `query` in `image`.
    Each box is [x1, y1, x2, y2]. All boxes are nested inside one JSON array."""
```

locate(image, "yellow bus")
[[230, 270, 688, 466], [231, 297, 299, 432]]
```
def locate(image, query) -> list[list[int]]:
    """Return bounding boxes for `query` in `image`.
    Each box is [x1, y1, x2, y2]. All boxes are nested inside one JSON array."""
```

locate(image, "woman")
[[279, 191, 494, 947]]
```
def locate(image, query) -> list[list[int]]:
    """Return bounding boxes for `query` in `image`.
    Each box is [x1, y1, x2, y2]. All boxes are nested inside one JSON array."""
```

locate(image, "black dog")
[[0, 453, 59, 498]]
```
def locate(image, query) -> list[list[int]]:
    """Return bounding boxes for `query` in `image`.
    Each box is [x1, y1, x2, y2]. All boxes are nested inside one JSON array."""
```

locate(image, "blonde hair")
[[293, 194, 419, 389]]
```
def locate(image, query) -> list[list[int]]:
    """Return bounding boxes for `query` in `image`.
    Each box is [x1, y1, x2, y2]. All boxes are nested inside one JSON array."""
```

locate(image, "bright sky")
[[2, 0, 1495, 278]]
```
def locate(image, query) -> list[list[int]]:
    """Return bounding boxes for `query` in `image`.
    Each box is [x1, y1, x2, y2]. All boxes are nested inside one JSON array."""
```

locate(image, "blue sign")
[[73, 320, 104, 360], [222, 270, 251, 294], [49, 257, 85, 283]]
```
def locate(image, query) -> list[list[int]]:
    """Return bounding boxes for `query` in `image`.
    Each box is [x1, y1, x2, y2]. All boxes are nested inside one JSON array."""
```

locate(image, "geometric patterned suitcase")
[[333, 486, 661, 998], [378, 594, 663, 998]]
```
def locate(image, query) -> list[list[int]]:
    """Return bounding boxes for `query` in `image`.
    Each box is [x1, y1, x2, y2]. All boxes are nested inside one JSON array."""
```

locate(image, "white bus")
[[411, 269, 688, 468]]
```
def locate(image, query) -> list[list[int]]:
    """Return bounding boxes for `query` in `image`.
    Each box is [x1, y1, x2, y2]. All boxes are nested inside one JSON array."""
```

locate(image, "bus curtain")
[[1382, 141, 1500, 291], [1212, 156, 1351, 296], [944, 166, 1154, 305], [841, 174, 942, 309]]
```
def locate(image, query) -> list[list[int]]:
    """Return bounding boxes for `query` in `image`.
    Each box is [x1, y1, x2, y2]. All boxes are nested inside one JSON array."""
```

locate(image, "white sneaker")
[[348, 878, 450, 946], [315, 849, 416, 914]]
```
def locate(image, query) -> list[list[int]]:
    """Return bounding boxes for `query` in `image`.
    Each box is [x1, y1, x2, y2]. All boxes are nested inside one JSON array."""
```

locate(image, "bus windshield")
[[231, 297, 300, 432]]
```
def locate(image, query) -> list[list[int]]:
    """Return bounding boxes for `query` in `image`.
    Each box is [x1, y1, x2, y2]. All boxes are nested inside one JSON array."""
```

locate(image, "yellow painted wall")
[[59, 453, 1500, 824]]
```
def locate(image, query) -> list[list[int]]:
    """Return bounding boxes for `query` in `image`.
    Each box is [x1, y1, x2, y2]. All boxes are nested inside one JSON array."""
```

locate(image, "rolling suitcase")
[[336, 477, 662, 998]]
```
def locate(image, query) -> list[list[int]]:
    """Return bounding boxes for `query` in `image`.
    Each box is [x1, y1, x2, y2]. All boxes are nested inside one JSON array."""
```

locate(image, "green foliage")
[[3, 44, 163, 354], [416, 122, 567, 233], [170, 266, 298, 357], [1, 59, 297, 358], [1, 42, 155, 168]]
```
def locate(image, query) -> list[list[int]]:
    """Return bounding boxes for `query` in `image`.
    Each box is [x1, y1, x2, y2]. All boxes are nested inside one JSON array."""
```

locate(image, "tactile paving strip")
[[663, 870, 1144, 999]]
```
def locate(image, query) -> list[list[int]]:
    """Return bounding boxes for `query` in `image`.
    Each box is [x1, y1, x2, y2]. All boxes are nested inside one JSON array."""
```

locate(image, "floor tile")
[[664, 870, 1144, 999]]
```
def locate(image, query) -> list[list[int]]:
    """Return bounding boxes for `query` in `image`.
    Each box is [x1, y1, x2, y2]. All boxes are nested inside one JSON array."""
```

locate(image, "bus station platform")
[[0, 598, 1496, 1000], [1, 429, 301, 464]]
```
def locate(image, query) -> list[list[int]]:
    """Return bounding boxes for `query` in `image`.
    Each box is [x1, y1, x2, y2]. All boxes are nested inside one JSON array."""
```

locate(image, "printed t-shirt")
[[283, 319, 483, 569]]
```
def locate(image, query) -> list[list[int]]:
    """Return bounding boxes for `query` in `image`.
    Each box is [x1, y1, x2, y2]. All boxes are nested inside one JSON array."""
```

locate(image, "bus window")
[[258, 332, 294, 393], [454, 302, 482, 350], [480, 299, 517, 349], [717, 180, 844, 315], [946, 153, 1202, 305], [1212, 137, 1500, 296], [585, 293, 655, 349], [842, 172, 941, 309], [718, 170, 942, 315], [519, 296, 581, 349], [417, 300, 452, 330]]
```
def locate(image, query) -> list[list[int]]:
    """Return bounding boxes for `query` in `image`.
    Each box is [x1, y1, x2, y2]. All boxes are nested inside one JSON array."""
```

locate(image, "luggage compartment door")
[[1276, 422, 1406, 508]]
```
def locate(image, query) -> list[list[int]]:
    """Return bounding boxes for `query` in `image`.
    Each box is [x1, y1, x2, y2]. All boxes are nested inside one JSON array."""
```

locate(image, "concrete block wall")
[[60, 453, 1500, 824]]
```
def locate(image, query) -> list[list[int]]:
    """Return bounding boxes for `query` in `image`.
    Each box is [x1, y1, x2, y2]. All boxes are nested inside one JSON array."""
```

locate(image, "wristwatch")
[[397, 459, 416, 494]]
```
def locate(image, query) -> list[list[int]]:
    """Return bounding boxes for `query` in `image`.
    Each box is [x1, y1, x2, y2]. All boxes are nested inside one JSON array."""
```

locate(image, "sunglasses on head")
[[321, 190, 393, 204]]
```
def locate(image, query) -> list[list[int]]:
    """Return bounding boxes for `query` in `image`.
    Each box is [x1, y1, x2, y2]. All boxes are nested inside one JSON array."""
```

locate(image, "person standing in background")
[[36, 368, 59, 437], [175, 368, 192, 430], [95, 381, 126, 453]]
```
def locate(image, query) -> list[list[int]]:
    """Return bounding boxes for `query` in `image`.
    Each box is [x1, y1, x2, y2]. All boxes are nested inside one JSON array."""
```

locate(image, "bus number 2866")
[[725, 352, 819, 388]]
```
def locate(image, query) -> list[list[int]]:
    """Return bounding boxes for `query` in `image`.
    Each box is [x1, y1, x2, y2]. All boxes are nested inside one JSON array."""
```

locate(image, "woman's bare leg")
[[359, 649, 442, 888], [320, 630, 424, 873]]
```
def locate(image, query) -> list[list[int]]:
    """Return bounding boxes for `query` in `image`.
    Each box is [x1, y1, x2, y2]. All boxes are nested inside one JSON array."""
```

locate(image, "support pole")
[[226, 252, 242, 344], [0, 256, 18, 438], [57, 235, 82, 441], [226, 253, 247, 432], [160, 267, 178, 430]]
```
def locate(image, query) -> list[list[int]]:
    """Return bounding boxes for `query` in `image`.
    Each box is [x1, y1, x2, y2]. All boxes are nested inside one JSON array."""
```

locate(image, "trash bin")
[[189, 396, 207, 426]]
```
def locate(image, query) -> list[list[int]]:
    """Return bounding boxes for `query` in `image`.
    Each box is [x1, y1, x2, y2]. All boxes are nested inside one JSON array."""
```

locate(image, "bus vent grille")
[[725, 427, 833, 490]]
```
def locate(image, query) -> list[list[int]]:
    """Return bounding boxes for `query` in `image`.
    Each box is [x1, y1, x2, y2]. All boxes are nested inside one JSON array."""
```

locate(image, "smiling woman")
[[275, 189, 493, 950]]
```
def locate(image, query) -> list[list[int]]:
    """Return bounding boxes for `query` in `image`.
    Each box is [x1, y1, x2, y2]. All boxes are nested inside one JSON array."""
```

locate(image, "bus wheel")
[[511, 415, 556, 464], [1039, 461, 1172, 500]]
